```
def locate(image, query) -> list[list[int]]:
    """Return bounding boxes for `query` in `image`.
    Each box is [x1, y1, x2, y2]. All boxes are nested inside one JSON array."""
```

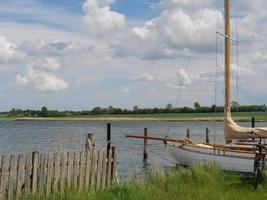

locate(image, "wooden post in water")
[[86, 133, 95, 151], [186, 129, 191, 139], [206, 128, 210, 144], [107, 123, 111, 154], [252, 117, 255, 128], [143, 128, 148, 164]]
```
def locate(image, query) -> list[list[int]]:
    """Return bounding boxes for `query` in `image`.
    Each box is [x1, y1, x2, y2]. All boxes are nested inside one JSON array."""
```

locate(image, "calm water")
[[0, 120, 266, 177]]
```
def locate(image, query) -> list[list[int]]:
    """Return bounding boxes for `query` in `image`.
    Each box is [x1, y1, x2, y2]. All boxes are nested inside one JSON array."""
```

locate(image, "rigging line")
[[174, 0, 210, 107], [234, 0, 239, 112], [137, 60, 154, 108], [214, 32, 219, 145], [174, 0, 197, 107]]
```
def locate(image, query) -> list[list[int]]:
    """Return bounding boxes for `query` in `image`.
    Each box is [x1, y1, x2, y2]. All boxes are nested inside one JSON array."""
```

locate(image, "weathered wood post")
[[107, 123, 111, 154], [143, 128, 148, 163], [206, 128, 210, 144], [31, 151, 39, 194], [186, 129, 191, 139], [252, 117, 255, 128], [86, 133, 95, 151]]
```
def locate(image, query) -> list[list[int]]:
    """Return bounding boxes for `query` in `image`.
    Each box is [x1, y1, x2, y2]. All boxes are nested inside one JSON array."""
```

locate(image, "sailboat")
[[167, 0, 267, 174]]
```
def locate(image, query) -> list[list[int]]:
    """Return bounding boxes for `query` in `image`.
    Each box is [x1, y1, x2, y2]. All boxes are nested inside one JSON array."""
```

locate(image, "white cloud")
[[83, 0, 125, 35], [177, 69, 191, 85], [134, 73, 155, 82], [120, 86, 130, 94], [0, 36, 24, 62], [27, 57, 60, 71], [112, 6, 223, 60], [20, 38, 94, 56], [16, 58, 68, 92]]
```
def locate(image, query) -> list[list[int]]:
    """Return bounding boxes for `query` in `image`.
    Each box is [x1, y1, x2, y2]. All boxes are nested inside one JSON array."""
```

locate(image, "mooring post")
[[252, 117, 255, 128], [143, 128, 148, 162], [86, 133, 95, 151], [107, 123, 111, 154], [186, 129, 191, 139], [206, 128, 210, 144]]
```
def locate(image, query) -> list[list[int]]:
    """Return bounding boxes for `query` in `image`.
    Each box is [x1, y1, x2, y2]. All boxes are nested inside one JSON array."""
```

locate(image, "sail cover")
[[224, 109, 267, 143]]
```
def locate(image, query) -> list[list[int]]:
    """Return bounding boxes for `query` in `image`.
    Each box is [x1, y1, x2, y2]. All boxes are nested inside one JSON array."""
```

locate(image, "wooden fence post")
[[0, 155, 5, 200], [143, 128, 148, 163], [186, 129, 191, 139], [31, 151, 39, 194], [25, 153, 32, 193], [46, 152, 54, 197], [206, 128, 210, 144], [86, 134, 95, 152], [107, 123, 111, 154], [8, 155, 16, 200], [16, 155, 25, 200], [73, 152, 79, 188], [60, 152, 66, 193], [252, 117, 255, 128], [79, 152, 85, 191], [101, 150, 107, 190], [111, 147, 117, 184], [96, 150, 103, 190]]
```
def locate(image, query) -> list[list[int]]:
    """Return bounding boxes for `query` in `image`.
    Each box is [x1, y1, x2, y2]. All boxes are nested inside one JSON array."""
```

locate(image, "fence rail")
[[0, 147, 117, 200]]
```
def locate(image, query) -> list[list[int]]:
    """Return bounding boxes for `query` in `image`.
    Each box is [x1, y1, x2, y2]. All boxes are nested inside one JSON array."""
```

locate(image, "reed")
[[20, 164, 267, 200]]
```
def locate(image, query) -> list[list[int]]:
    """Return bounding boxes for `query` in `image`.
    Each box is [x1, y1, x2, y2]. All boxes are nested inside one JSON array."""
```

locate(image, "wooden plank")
[[73, 152, 79, 188], [38, 153, 46, 193], [79, 152, 85, 191], [46, 152, 53, 197], [32, 152, 39, 194], [67, 152, 73, 188], [8, 155, 16, 200], [0, 155, 4, 200], [90, 150, 97, 188], [111, 147, 117, 184], [25, 153, 32, 193], [53, 153, 60, 192], [16, 154, 25, 200], [106, 149, 112, 186], [84, 150, 91, 189], [101, 150, 107, 190], [96, 150, 103, 190], [60, 152, 66, 193]]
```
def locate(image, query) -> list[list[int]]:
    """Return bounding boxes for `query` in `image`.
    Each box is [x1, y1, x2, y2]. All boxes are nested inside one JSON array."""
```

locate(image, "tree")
[[133, 105, 139, 112], [166, 103, 173, 110], [91, 107, 103, 114], [41, 106, 48, 117], [231, 101, 239, 112], [107, 106, 114, 114], [194, 102, 200, 111]]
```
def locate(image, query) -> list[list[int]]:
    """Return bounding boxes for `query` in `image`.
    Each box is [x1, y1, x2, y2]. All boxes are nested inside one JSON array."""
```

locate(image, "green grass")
[[21, 164, 267, 200], [12, 112, 267, 122]]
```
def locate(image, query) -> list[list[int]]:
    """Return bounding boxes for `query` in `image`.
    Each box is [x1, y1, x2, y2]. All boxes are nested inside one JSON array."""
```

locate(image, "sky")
[[0, 0, 267, 111]]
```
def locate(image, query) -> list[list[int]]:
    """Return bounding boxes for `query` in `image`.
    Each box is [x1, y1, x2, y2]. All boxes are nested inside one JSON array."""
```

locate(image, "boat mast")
[[225, 0, 231, 115]]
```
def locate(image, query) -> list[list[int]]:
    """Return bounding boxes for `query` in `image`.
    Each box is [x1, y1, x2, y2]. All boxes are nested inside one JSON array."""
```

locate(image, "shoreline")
[[9, 117, 266, 122]]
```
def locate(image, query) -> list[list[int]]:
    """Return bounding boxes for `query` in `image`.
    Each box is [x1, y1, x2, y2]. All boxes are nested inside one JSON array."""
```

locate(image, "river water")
[[0, 120, 266, 178]]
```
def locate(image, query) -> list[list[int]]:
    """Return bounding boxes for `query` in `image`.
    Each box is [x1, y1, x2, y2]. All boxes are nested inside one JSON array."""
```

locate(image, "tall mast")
[[225, 0, 231, 115]]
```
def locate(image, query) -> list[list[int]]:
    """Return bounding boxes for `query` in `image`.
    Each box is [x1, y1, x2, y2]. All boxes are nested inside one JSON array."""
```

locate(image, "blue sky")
[[0, 0, 266, 111]]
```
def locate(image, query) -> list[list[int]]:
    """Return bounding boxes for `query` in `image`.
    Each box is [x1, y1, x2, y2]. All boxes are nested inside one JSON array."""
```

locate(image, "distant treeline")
[[1, 102, 267, 118]]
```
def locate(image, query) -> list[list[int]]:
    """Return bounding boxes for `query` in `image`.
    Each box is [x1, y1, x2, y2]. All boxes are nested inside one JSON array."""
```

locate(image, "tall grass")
[[21, 164, 267, 200]]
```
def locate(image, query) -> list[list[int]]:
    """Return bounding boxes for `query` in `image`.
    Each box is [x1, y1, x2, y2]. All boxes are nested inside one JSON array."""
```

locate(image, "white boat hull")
[[167, 142, 255, 173]]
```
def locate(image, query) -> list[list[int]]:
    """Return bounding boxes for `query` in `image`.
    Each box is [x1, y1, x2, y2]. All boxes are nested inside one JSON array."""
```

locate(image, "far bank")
[[7, 112, 267, 122]]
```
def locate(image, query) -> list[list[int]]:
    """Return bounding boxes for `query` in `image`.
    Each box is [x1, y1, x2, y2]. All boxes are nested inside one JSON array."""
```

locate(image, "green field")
[[21, 164, 267, 200], [13, 112, 267, 122]]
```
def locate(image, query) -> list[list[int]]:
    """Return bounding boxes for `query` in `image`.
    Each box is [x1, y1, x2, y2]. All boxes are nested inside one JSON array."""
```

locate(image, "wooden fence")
[[0, 147, 117, 200]]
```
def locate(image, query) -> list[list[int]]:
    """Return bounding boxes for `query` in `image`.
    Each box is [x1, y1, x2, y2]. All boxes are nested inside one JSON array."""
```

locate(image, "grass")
[[21, 164, 267, 200], [12, 112, 267, 122]]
